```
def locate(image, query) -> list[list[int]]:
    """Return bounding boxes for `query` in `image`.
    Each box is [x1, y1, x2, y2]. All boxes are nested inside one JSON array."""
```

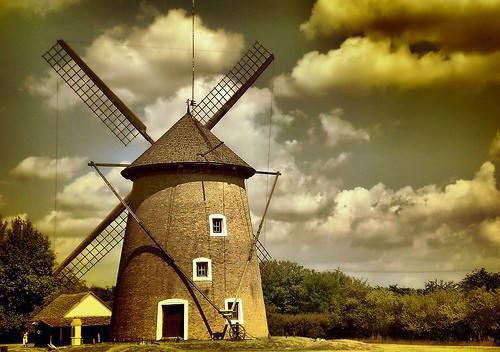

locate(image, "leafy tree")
[[425, 289, 467, 340], [301, 270, 342, 313], [465, 288, 500, 342], [260, 260, 308, 314], [338, 276, 371, 337], [362, 288, 397, 338], [398, 293, 430, 339], [461, 268, 500, 292], [0, 216, 55, 342]]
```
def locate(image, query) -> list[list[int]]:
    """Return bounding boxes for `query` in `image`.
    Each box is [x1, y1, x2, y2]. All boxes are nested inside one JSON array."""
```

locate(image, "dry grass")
[[3, 337, 376, 352], [4, 337, 500, 352], [373, 343, 500, 352]]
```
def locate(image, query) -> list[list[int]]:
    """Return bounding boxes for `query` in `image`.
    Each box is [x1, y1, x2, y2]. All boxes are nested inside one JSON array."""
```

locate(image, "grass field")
[[372, 343, 499, 352], [4, 337, 499, 352]]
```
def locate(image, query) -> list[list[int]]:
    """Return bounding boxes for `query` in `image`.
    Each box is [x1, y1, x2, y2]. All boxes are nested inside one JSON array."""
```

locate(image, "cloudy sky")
[[0, 0, 499, 288]]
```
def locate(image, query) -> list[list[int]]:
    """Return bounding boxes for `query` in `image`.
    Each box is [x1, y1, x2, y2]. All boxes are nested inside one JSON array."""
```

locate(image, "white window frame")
[[224, 298, 244, 325], [192, 257, 212, 282], [156, 298, 188, 341], [209, 214, 227, 237]]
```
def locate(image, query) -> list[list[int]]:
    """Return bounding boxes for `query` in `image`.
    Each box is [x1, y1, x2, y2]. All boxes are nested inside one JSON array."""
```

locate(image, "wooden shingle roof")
[[33, 292, 111, 327], [121, 114, 255, 180], [35, 292, 88, 320]]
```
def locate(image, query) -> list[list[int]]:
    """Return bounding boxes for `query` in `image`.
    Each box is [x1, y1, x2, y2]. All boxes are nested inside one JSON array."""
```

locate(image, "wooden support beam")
[[87, 162, 130, 168]]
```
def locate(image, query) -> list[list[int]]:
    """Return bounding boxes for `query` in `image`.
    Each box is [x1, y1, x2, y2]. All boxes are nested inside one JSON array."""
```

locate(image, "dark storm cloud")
[[301, 0, 500, 53]]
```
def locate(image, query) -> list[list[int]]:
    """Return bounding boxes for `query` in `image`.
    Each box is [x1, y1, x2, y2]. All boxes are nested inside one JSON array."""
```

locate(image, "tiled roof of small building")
[[33, 292, 111, 327], [34, 292, 88, 320], [121, 114, 255, 179]]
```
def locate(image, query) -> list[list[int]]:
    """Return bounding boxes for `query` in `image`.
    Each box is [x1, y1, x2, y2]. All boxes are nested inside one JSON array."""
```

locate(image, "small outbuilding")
[[32, 292, 111, 346]]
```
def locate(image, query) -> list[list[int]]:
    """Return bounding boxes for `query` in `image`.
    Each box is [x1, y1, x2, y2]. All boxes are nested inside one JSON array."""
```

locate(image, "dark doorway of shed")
[[162, 304, 184, 339]]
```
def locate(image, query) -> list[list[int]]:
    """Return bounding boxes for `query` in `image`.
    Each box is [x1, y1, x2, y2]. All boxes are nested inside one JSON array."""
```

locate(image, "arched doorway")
[[156, 299, 188, 340]]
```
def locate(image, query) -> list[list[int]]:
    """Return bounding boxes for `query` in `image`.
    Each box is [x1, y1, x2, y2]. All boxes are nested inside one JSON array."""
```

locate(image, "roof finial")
[[186, 99, 197, 115]]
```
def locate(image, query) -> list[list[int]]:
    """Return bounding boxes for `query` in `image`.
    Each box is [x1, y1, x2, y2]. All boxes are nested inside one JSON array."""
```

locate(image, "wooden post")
[[71, 319, 82, 346]]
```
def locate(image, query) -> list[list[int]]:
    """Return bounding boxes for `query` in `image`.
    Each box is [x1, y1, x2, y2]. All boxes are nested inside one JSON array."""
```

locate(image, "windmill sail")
[[254, 238, 272, 262], [42, 40, 154, 146], [192, 41, 274, 130], [53, 197, 130, 287]]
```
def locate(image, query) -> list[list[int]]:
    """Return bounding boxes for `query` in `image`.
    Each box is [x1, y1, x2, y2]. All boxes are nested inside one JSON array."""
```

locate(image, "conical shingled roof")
[[121, 114, 255, 180]]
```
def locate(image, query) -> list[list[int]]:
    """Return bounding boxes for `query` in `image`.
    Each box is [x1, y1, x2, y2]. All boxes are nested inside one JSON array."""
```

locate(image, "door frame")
[[156, 298, 188, 341]]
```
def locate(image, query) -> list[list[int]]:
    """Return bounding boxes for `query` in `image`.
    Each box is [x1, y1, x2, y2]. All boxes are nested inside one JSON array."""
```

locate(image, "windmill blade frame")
[[53, 195, 131, 287], [192, 41, 274, 130], [43, 40, 154, 146], [254, 238, 272, 262]]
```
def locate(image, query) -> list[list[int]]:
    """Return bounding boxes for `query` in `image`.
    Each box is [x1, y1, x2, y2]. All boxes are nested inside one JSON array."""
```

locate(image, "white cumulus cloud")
[[319, 108, 370, 146], [35, 165, 131, 239], [263, 161, 500, 287], [274, 37, 500, 95], [36, 210, 102, 239], [11, 156, 87, 180]]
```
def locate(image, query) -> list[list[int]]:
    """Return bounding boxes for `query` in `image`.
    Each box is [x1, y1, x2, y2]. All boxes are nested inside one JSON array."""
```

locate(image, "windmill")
[[42, 38, 278, 341]]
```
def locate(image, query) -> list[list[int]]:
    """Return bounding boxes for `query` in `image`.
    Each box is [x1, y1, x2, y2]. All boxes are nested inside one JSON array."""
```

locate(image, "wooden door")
[[162, 304, 184, 339]]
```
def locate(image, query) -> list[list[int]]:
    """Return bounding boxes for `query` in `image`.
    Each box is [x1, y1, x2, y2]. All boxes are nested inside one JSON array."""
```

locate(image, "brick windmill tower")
[[42, 38, 276, 341]]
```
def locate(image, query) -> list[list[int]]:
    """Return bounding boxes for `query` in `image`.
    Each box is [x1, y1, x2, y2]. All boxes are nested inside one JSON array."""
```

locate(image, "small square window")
[[224, 298, 244, 325], [193, 257, 212, 281], [226, 301, 239, 320], [212, 218, 223, 233], [196, 262, 208, 277], [209, 214, 227, 237]]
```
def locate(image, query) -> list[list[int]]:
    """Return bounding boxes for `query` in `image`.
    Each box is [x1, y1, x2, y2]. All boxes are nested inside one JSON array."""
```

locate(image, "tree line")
[[261, 261, 500, 344]]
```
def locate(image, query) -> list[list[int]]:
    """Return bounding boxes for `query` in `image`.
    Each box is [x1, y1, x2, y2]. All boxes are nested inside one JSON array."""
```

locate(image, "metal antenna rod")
[[191, 0, 195, 104]]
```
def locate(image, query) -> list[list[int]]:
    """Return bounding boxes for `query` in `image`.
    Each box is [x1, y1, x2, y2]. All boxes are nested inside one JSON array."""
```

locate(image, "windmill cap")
[[121, 114, 255, 180]]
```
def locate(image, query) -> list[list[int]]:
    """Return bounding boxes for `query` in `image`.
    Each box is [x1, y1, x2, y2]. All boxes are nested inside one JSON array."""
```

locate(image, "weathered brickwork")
[[110, 171, 268, 341]]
